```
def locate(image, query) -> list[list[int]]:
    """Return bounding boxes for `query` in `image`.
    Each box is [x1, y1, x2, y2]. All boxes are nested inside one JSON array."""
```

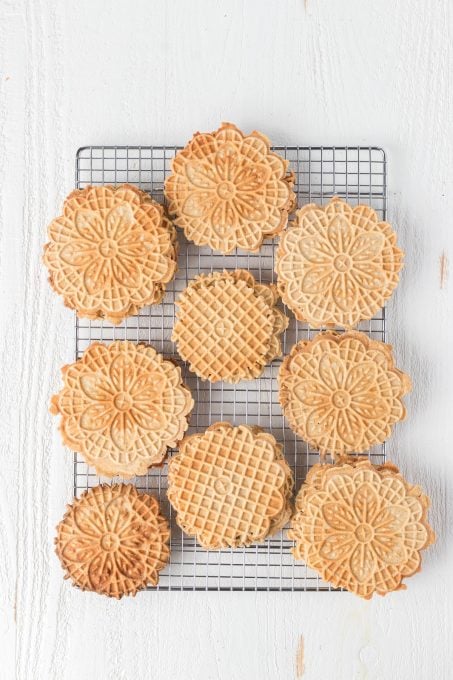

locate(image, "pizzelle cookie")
[[288, 458, 435, 598], [51, 341, 194, 477], [55, 484, 170, 597], [167, 423, 294, 549], [164, 122, 296, 254], [172, 270, 288, 383], [278, 331, 411, 457], [275, 197, 404, 328], [43, 184, 178, 324]]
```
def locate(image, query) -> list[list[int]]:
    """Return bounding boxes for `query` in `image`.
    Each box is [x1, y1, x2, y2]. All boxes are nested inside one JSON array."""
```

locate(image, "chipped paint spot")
[[439, 252, 448, 288], [296, 635, 305, 677]]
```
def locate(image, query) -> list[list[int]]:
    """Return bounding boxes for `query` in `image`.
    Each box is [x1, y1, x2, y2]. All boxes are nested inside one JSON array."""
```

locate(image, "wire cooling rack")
[[74, 145, 387, 591]]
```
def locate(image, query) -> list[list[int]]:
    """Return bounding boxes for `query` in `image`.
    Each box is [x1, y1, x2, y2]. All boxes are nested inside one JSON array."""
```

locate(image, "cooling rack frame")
[[73, 144, 387, 591]]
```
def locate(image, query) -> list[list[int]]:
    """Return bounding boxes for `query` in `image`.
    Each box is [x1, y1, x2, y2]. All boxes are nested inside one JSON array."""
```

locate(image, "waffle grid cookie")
[[165, 122, 296, 254], [172, 270, 288, 383], [43, 184, 178, 324], [168, 423, 294, 549], [279, 330, 411, 458], [55, 484, 170, 598], [51, 340, 194, 477], [276, 196, 403, 328], [288, 458, 435, 599]]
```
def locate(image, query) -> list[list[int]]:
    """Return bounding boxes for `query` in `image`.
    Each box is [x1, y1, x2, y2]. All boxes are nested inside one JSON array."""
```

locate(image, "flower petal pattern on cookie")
[[276, 197, 403, 328], [55, 484, 170, 597], [288, 459, 435, 598], [43, 184, 178, 324], [51, 341, 194, 477], [278, 331, 411, 457], [165, 123, 295, 254]]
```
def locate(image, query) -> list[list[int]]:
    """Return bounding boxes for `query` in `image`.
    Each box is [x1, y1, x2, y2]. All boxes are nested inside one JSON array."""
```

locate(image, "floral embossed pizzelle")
[[43, 184, 178, 324], [279, 331, 411, 457], [168, 423, 294, 549], [172, 269, 288, 383], [275, 197, 404, 328], [164, 122, 296, 254], [288, 459, 435, 598], [55, 484, 170, 597], [51, 341, 194, 477]]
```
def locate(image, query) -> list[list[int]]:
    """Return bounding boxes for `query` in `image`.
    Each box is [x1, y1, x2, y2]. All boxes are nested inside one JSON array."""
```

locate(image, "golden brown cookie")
[[172, 269, 288, 383], [165, 122, 296, 254], [288, 458, 435, 598], [276, 197, 403, 328], [51, 340, 194, 477], [55, 484, 170, 597], [168, 423, 293, 549], [278, 331, 411, 457], [43, 184, 178, 324]]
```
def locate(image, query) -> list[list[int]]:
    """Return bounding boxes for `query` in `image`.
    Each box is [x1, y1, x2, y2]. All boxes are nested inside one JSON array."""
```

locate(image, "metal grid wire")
[[74, 145, 387, 591]]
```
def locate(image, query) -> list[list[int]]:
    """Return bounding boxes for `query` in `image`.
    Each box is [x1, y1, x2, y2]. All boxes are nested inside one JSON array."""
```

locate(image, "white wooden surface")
[[1, 1, 452, 678]]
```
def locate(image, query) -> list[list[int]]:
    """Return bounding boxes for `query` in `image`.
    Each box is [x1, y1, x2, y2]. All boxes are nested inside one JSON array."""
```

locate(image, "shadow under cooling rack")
[[74, 145, 387, 591]]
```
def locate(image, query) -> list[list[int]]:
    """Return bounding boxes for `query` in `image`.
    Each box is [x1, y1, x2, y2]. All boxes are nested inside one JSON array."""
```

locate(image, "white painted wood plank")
[[1, 0, 452, 678]]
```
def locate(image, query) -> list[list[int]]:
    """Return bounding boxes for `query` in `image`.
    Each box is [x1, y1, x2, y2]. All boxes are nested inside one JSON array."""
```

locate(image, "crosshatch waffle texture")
[[74, 145, 387, 591], [172, 270, 287, 383], [167, 423, 293, 549]]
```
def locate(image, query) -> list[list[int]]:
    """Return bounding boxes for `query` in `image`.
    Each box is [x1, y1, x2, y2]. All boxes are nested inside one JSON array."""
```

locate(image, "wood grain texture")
[[1, 0, 452, 678]]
